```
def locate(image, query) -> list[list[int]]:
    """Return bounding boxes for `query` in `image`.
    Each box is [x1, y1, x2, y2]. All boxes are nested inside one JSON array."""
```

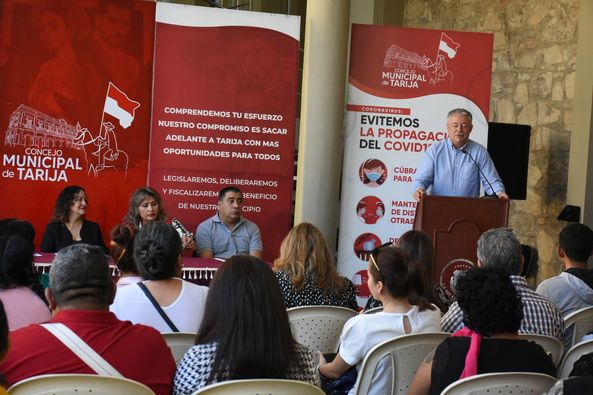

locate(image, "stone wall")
[[404, 0, 580, 282]]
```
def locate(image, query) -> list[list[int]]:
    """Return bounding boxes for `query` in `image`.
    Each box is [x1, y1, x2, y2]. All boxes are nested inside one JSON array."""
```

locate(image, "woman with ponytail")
[[318, 245, 441, 395], [110, 221, 208, 333]]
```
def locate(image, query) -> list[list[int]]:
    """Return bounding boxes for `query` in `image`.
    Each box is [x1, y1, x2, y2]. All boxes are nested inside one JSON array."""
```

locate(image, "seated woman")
[[365, 230, 448, 312], [408, 267, 556, 395], [274, 222, 357, 310], [0, 236, 50, 330], [110, 221, 208, 333], [173, 255, 318, 394], [40, 185, 107, 253], [123, 187, 195, 250], [318, 246, 441, 395], [110, 225, 142, 287]]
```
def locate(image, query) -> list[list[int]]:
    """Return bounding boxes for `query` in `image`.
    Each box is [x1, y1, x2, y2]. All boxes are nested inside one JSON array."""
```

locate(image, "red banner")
[[149, 4, 300, 262], [0, 0, 155, 245]]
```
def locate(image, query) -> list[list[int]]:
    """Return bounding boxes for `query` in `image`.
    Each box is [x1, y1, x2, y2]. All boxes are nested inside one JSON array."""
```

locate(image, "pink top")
[[0, 287, 51, 330]]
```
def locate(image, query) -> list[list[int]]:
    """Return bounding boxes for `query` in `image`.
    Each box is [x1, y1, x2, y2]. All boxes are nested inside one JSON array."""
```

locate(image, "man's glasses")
[[369, 242, 393, 281]]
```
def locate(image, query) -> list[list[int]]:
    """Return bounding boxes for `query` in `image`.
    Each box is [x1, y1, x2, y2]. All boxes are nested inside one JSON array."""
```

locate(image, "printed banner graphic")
[[338, 25, 493, 307], [149, 4, 300, 262], [0, 0, 155, 246]]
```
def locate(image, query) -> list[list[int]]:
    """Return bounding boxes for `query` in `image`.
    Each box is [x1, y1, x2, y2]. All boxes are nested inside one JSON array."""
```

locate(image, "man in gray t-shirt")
[[196, 186, 263, 259]]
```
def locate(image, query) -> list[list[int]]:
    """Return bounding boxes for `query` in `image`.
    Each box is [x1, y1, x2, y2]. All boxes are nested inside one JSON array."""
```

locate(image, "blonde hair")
[[273, 222, 347, 295]]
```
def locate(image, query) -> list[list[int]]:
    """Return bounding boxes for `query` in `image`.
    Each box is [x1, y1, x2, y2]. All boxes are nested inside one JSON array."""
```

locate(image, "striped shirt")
[[441, 275, 564, 341]]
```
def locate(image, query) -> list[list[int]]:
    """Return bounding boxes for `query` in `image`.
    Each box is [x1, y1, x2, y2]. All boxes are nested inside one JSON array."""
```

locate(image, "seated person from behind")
[[411, 108, 508, 201], [408, 267, 556, 395], [110, 221, 208, 333], [0, 301, 9, 394], [40, 185, 107, 253], [173, 255, 318, 395], [0, 236, 50, 330], [273, 222, 357, 310], [318, 246, 441, 395], [0, 244, 176, 395], [441, 228, 564, 341], [537, 223, 593, 317], [196, 186, 262, 259], [110, 224, 143, 287]]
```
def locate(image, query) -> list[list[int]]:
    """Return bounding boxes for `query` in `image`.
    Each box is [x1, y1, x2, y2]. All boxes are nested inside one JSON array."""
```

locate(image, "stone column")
[[294, 0, 350, 250]]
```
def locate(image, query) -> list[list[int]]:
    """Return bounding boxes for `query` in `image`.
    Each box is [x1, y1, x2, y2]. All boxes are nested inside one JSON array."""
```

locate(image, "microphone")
[[461, 148, 498, 198]]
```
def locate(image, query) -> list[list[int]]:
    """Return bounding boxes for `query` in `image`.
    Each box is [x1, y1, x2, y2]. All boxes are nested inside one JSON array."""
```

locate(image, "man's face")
[[447, 113, 473, 149], [97, 5, 132, 47], [218, 191, 243, 225]]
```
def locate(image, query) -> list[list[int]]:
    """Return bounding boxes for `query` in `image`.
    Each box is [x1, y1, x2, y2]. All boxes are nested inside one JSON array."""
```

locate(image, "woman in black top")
[[40, 185, 106, 253]]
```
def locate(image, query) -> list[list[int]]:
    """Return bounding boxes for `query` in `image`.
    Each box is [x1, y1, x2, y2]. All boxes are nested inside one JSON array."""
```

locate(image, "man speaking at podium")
[[412, 108, 509, 201]]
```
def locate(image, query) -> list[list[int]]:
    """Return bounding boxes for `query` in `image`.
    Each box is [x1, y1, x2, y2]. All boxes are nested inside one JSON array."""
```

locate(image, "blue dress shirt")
[[412, 139, 505, 197]]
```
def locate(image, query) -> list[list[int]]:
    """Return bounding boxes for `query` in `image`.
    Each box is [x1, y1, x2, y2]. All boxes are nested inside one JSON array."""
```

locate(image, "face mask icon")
[[366, 172, 381, 182]]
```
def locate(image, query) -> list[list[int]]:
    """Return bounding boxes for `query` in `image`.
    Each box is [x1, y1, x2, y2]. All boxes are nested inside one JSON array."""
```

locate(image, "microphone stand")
[[461, 148, 498, 198]]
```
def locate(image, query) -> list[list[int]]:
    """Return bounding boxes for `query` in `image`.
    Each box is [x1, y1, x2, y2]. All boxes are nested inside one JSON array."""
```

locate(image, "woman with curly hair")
[[409, 267, 556, 395], [40, 185, 106, 253], [273, 222, 357, 310]]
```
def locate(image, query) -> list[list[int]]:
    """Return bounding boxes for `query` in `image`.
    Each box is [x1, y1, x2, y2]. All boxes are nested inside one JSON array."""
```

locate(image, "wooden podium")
[[413, 195, 509, 296]]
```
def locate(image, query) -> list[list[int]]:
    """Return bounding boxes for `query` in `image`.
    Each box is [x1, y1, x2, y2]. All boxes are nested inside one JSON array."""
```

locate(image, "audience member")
[[0, 244, 175, 394], [173, 255, 318, 394], [196, 186, 262, 259], [537, 223, 593, 316], [318, 246, 441, 395], [110, 224, 142, 287], [40, 185, 107, 253], [273, 222, 357, 310], [408, 267, 555, 395], [0, 236, 50, 330], [365, 231, 448, 312], [110, 221, 208, 333], [0, 301, 9, 393], [123, 187, 195, 249], [441, 228, 564, 341]]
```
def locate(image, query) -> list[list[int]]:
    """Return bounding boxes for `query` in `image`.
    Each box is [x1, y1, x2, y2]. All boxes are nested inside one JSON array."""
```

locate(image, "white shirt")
[[110, 279, 208, 333], [339, 306, 441, 395]]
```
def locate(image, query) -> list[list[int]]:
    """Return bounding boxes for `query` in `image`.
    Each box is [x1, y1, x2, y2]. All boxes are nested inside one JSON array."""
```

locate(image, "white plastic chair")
[[440, 372, 557, 395], [557, 338, 593, 378], [518, 333, 564, 366], [363, 306, 383, 314], [287, 306, 357, 354], [8, 374, 155, 395], [563, 306, 593, 349], [162, 332, 196, 365], [353, 332, 449, 395], [191, 379, 324, 394]]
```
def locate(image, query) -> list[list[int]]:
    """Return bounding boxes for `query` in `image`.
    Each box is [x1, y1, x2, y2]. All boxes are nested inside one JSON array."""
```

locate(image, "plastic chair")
[[440, 372, 557, 395], [353, 332, 449, 395], [8, 374, 155, 395], [287, 306, 357, 354], [162, 332, 196, 365], [192, 379, 324, 394], [363, 306, 383, 314], [518, 333, 564, 365], [557, 338, 593, 378], [563, 306, 593, 349]]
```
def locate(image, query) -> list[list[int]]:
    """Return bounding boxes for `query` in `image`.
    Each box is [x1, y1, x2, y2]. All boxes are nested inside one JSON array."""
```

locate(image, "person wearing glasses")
[[318, 246, 441, 395], [412, 108, 508, 201], [40, 185, 107, 253]]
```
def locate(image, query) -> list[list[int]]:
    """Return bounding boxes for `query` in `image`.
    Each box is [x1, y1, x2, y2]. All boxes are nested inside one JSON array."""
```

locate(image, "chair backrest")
[[8, 374, 155, 395], [557, 338, 593, 378], [287, 306, 357, 354], [192, 379, 324, 395], [440, 372, 557, 395], [162, 332, 196, 365], [518, 333, 564, 366], [563, 306, 593, 349], [353, 332, 449, 395], [363, 306, 384, 314]]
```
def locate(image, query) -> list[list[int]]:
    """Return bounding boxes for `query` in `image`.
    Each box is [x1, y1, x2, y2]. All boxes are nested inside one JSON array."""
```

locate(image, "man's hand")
[[497, 192, 510, 200], [413, 188, 426, 202]]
